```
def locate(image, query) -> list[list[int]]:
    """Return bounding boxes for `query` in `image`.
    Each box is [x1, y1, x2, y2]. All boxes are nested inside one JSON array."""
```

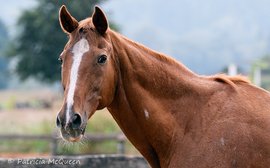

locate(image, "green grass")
[[0, 119, 55, 134], [0, 140, 50, 153], [0, 109, 140, 156], [56, 141, 119, 155], [86, 110, 121, 133]]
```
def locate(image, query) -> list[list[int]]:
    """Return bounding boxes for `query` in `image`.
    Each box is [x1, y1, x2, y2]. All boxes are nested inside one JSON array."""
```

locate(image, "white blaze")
[[66, 38, 89, 123]]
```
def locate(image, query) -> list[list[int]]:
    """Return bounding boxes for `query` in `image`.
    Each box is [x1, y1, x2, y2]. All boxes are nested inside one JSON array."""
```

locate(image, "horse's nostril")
[[71, 113, 82, 129], [56, 116, 61, 128]]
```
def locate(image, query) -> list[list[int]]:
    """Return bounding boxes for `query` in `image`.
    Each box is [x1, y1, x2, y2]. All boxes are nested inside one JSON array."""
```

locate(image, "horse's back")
[[205, 83, 270, 167], [171, 82, 270, 168]]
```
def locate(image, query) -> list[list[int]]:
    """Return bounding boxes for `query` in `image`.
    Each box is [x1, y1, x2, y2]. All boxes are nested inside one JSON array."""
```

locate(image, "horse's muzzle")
[[56, 113, 86, 142], [60, 127, 85, 142]]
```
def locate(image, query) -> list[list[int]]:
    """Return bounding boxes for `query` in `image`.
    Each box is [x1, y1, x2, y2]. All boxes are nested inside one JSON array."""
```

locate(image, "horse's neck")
[[110, 30, 199, 94], [107, 30, 203, 167]]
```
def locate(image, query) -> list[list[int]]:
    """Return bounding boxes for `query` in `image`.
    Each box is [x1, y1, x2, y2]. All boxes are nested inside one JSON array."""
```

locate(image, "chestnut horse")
[[56, 5, 270, 168]]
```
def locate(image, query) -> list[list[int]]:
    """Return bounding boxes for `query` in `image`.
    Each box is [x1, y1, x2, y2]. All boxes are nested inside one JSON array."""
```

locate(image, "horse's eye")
[[58, 57, 63, 64], [97, 55, 107, 64]]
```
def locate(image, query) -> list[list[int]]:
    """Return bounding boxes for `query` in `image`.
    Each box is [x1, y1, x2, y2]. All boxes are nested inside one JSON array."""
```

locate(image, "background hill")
[[103, 0, 270, 75], [2, 0, 270, 75]]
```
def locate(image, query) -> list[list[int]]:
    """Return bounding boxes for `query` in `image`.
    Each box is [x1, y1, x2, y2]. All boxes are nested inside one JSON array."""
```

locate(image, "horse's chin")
[[60, 127, 85, 142], [65, 134, 83, 142], [61, 132, 84, 142]]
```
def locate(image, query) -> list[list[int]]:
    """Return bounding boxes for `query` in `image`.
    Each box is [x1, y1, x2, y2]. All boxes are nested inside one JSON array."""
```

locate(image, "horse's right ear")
[[59, 5, 78, 34]]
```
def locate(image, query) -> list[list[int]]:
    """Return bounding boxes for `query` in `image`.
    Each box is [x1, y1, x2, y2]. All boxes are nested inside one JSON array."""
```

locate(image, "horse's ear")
[[59, 5, 78, 34], [92, 6, 108, 35]]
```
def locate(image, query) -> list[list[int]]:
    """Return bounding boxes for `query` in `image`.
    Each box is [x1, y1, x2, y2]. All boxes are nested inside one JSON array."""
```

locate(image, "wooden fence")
[[0, 133, 127, 155]]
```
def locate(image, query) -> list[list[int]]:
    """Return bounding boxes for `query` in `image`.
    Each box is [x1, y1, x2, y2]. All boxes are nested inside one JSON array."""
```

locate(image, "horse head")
[[56, 5, 117, 142]]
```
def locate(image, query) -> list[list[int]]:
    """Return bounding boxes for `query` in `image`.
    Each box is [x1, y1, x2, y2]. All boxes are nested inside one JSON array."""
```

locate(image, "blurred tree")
[[0, 20, 9, 89], [7, 0, 116, 82], [0, 20, 8, 50]]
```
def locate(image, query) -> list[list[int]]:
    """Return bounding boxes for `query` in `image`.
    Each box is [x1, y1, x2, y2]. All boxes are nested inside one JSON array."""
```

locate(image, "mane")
[[109, 30, 251, 90], [212, 74, 250, 89], [109, 30, 180, 66]]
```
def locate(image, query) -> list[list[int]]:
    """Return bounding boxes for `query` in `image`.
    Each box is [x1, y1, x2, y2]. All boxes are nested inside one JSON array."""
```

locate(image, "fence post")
[[50, 132, 58, 156], [117, 134, 126, 154]]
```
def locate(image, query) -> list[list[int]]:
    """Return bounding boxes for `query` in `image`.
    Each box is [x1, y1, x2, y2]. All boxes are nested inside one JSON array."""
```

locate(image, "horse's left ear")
[[92, 6, 108, 35]]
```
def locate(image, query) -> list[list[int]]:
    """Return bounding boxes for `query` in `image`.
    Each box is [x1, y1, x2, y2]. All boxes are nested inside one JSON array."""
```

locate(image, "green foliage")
[[8, 0, 116, 82], [252, 55, 270, 69], [0, 20, 8, 51], [0, 140, 49, 153], [0, 20, 9, 89], [0, 57, 9, 89], [252, 54, 270, 90]]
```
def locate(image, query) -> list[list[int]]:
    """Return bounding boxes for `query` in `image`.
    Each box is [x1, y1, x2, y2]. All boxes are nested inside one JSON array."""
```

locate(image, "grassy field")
[[0, 89, 140, 157]]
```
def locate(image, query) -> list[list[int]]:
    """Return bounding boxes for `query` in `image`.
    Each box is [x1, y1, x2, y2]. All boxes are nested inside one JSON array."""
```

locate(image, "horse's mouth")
[[65, 134, 83, 142], [60, 127, 86, 142]]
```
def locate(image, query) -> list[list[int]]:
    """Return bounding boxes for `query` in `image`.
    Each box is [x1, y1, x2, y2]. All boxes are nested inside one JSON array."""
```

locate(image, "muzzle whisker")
[[55, 132, 62, 139], [79, 138, 87, 146], [59, 139, 74, 152], [82, 134, 91, 141]]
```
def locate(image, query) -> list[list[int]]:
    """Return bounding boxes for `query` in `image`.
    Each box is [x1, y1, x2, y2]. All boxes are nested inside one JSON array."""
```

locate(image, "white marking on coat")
[[220, 137, 225, 146], [144, 109, 149, 119], [66, 38, 89, 123]]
